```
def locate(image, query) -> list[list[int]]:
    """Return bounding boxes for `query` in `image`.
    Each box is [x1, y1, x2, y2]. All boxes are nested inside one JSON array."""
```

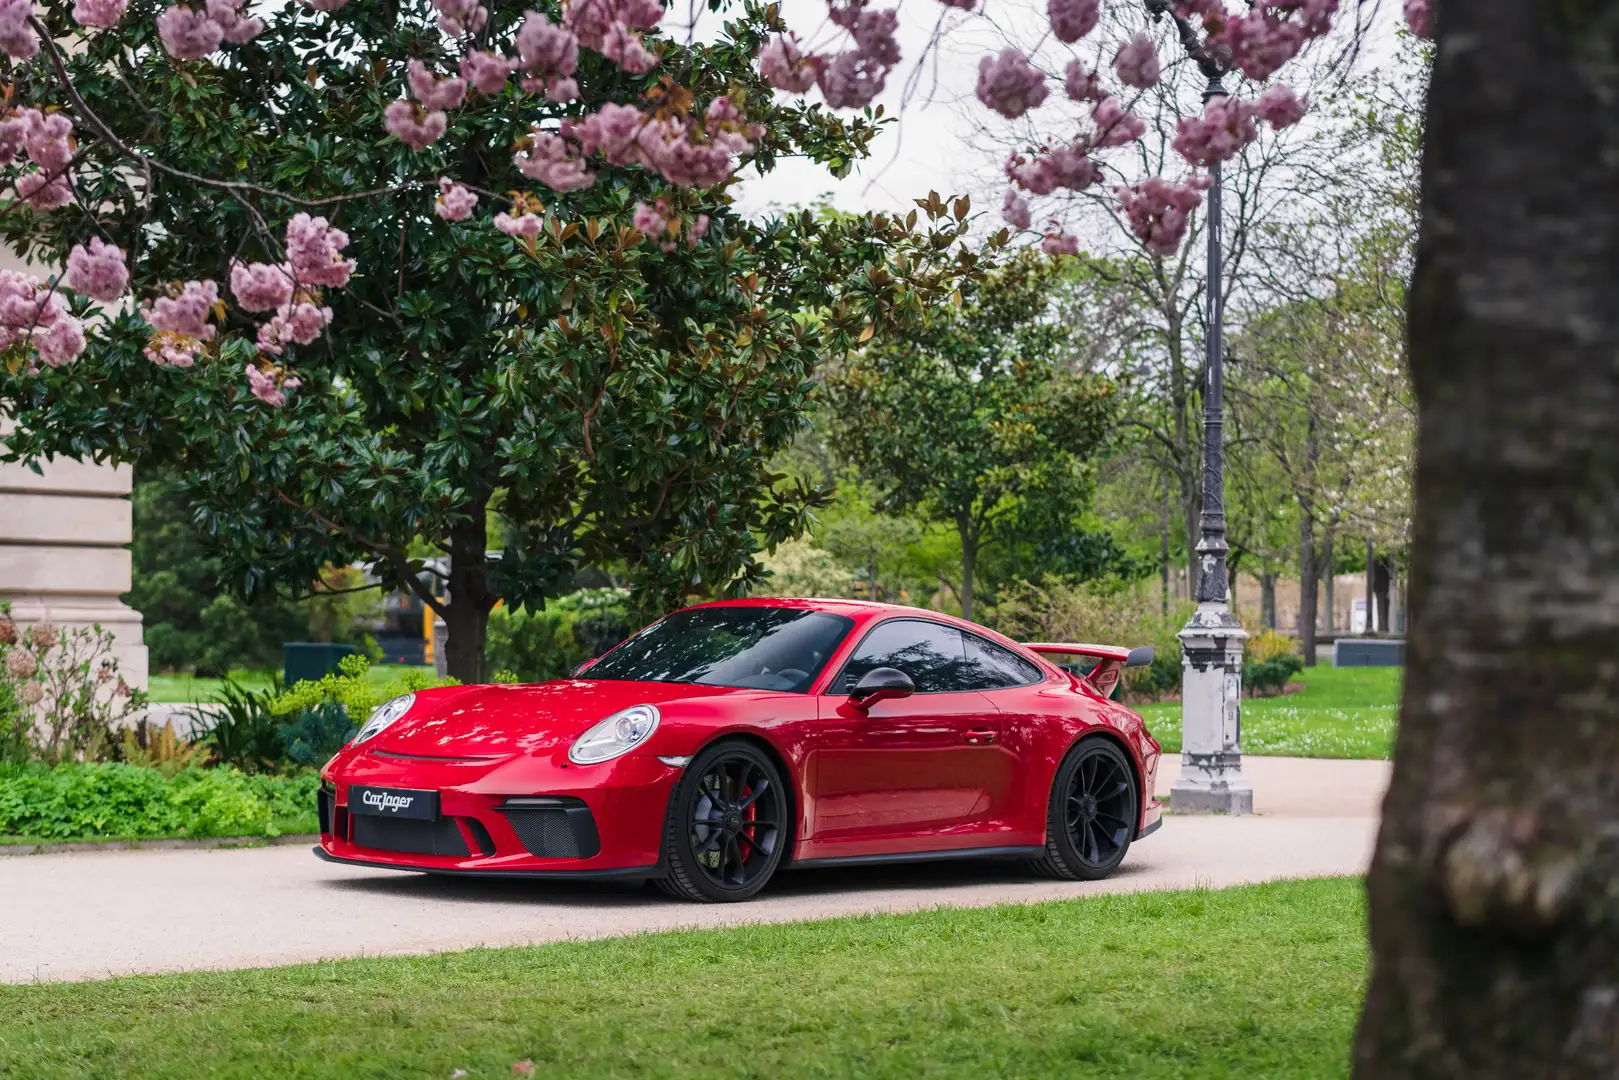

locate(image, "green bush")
[[271, 653, 455, 721], [279, 702, 357, 767], [1246, 654, 1305, 697], [0, 763, 319, 840], [486, 588, 635, 683], [193, 678, 289, 773]]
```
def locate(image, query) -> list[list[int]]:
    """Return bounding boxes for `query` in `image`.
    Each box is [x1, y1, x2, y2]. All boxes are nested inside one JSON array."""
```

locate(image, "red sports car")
[[316, 598, 1163, 902]]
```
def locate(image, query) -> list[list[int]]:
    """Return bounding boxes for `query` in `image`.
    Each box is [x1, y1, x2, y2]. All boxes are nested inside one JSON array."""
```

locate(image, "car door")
[[955, 630, 1056, 837], [807, 619, 1010, 847]]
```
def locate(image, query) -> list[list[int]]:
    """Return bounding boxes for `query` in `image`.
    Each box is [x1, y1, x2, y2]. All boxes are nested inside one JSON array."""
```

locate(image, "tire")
[[656, 739, 790, 902], [1026, 736, 1138, 881]]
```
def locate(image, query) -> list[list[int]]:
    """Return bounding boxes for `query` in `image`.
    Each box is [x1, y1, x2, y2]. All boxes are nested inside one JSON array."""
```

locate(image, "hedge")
[[0, 763, 320, 841]]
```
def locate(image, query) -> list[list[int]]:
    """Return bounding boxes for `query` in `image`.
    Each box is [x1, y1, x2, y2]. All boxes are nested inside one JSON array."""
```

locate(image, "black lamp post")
[[1145, 0, 1253, 815]]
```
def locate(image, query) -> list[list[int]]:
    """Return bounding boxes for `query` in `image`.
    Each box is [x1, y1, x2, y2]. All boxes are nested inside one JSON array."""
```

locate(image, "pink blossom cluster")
[[72, 0, 128, 29], [975, 50, 1048, 120], [2, 109, 77, 212], [141, 279, 218, 367], [255, 299, 331, 355], [539, 96, 760, 192], [495, 211, 542, 239], [156, 0, 264, 61], [461, 50, 516, 96], [434, 0, 487, 37], [759, 34, 818, 95], [758, 1, 899, 109], [385, 61, 464, 151], [1112, 31, 1160, 90], [1002, 188, 1031, 230], [1116, 175, 1210, 256], [1064, 60, 1102, 103], [301, 0, 350, 10], [435, 177, 478, 221], [245, 363, 302, 407], [1208, 0, 1338, 82], [0, 0, 38, 60], [1047, 0, 1098, 44], [562, 0, 663, 75], [0, 271, 86, 369], [285, 213, 355, 289], [1041, 230, 1079, 257], [515, 130, 596, 191], [407, 60, 466, 110], [1171, 84, 1306, 166], [1090, 96, 1145, 148], [229, 261, 295, 312], [65, 238, 129, 302], [1006, 143, 1097, 195], [515, 12, 579, 100], [631, 200, 709, 251], [1404, 0, 1431, 38]]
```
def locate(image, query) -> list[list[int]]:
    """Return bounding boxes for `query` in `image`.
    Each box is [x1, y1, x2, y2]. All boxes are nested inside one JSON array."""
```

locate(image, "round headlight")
[[569, 704, 660, 765], [352, 692, 416, 745]]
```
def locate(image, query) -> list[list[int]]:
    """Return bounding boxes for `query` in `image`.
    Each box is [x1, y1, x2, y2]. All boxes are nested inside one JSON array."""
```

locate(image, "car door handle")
[[963, 729, 997, 744]]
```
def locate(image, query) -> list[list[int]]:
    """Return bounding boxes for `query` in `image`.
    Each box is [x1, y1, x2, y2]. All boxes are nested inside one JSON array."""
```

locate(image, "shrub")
[[279, 702, 357, 768], [1246, 654, 1305, 697], [989, 579, 1190, 701], [486, 588, 635, 682], [0, 763, 319, 840], [1247, 628, 1299, 665], [0, 615, 149, 764], [270, 653, 455, 722], [118, 720, 211, 777], [193, 679, 290, 773]]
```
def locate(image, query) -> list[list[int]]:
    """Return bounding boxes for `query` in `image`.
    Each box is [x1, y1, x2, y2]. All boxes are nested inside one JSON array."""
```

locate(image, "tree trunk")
[[1160, 487, 1171, 618], [1323, 526, 1336, 633], [1373, 553, 1392, 636], [442, 499, 497, 684], [955, 516, 978, 623], [1260, 569, 1277, 631], [1298, 508, 1319, 666], [1354, 3, 1619, 1073]]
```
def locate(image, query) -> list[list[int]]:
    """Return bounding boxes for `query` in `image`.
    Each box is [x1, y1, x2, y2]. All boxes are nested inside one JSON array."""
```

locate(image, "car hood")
[[367, 679, 755, 758]]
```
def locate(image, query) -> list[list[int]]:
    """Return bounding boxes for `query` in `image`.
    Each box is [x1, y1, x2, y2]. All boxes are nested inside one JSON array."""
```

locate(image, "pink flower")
[[1403, 0, 1431, 38], [433, 0, 486, 36], [22, 110, 73, 173], [384, 100, 447, 151], [1113, 31, 1160, 90], [1008, 144, 1096, 195], [1001, 188, 1031, 230], [435, 177, 478, 221], [66, 238, 129, 302], [1171, 96, 1256, 165], [567, 103, 645, 165], [407, 60, 466, 110], [599, 23, 657, 73], [760, 34, 818, 94], [72, 0, 128, 28], [255, 299, 331, 354], [1042, 230, 1079, 257], [516, 12, 578, 88], [494, 212, 542, 239], [0, 0, 38, 60], [156, 5, 224, 59], [975, 49, 1048, 120], [1047, 0, 1097, 44], [205, 0, 263, 44], [514, 130, 596, 191], [17, 172, 72, 211], [35, 315, 85, 367], [0, 114, 27, 168], [285, 213, 354, 289], [1252, 84, 1307, 128], [245, 363, 299, 407], [229, 261, 295, 312], [143, 280, 219, 340], [1090, 96, 1145, 148], [632, 200, 668, 238], [814, 1, 899, 108], [1116, 175, 1209, 256], [1064, 60, 1102, 103], [145, 331, 205, 368], [686, 214, 709, 244], [461, 50, 515, 95], [1211, 0, 1336, 82], [301, 0, 350, 9]]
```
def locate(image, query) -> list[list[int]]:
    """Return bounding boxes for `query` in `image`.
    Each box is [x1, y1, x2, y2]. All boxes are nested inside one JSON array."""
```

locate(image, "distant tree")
[[825, 253, 1117, 621]]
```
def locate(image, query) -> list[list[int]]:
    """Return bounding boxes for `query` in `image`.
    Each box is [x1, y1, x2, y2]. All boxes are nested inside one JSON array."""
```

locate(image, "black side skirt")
[[1136, 817, 1163, 840], [786, 845, 1048, 870], [312, 846, 660, 880]]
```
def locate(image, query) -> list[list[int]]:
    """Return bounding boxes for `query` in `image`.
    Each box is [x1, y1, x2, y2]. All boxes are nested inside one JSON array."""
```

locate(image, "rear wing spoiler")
[[1022, 643, 1156, 699]]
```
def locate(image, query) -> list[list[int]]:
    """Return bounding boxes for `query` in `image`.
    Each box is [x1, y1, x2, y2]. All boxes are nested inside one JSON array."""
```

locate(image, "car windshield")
[[585, 607, 854, 693]]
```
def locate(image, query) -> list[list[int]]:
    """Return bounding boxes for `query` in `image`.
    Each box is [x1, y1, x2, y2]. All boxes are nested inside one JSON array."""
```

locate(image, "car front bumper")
[[317, 747, 680, 876]]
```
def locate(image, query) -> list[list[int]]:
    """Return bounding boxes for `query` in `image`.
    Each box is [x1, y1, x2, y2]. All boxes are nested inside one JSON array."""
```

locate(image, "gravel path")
[[1, 757, 1389, 984]]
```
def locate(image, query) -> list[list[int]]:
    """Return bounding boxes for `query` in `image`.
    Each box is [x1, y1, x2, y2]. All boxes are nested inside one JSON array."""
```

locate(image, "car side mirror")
[[571, 657, 599, 677], [1125, 646, 1155, 669], [849, 667, 915, 710]]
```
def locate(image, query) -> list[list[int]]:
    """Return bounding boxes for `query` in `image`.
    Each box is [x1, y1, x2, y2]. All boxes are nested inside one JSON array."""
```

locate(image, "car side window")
[[831, 619, 974, 694], [959, 632, 1045, 690]]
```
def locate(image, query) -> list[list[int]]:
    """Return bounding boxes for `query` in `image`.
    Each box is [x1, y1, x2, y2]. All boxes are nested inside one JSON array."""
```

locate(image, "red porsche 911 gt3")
[[316, 598, 1163, 902]]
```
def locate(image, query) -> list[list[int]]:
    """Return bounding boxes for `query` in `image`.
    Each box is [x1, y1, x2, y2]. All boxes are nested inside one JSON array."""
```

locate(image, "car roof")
[[684, 596, 1003, 632]]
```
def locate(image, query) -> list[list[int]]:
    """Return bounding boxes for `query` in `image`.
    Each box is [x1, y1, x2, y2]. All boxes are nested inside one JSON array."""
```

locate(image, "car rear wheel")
[[1027, 736, 1138, 881], [657, 740, 789, 902]]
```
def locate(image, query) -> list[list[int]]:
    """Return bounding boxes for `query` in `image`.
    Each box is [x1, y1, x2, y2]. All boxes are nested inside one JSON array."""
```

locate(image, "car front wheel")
[[657, 740, 789, 902], [1027, 736, 1138, 881]]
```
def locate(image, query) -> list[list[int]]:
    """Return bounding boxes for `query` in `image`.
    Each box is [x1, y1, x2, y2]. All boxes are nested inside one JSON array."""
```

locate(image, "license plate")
[[348, 786, 439, 820]]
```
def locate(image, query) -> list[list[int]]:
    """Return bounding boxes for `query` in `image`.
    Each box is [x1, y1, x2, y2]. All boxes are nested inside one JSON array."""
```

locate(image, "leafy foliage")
[[192, 678, 290, 773], [485, 587, 634, 682], [270, 653, 455, 722], [278, 702, 356, 769]]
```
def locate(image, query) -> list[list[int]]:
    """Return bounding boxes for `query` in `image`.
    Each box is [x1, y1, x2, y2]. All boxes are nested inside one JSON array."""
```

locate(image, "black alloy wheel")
[[1027, 736, 1138, 881], [658, 740, 789, 902]]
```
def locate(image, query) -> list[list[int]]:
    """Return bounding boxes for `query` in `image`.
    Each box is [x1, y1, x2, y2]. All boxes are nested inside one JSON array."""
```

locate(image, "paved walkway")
[[1, 757, 1390, 984]]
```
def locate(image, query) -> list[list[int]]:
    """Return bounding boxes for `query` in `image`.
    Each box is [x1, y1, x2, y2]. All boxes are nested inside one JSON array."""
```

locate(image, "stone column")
[[0, 454, 148, 690], [1170, 606, 1252, 814]]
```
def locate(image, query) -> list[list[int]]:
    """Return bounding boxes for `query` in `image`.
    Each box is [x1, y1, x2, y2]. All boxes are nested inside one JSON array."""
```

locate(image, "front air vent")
[[499, 796, 601, 859], [352, 815, 470, 857]]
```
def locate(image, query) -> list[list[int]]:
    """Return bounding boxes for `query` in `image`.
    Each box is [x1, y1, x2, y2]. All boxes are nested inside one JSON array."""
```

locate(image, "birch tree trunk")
[[1354, 1, 1619, 1072]]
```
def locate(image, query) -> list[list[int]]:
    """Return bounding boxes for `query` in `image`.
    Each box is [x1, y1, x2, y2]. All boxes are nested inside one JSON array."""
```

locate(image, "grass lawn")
[[146, 664, 438, 704], [1140, 663, 1401, 760], [0, 877, 1366, 1079]]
